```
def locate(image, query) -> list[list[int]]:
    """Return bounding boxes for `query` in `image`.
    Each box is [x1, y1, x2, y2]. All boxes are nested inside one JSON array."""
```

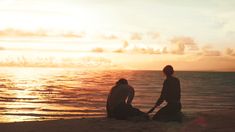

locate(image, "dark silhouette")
[[106, 78, 147, 120], [148, 65, 182, 122]]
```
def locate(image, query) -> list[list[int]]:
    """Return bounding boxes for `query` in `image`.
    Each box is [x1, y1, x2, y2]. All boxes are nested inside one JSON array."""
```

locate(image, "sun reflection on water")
[[0, 67, 66, 122], [0, 67, 235, 123]]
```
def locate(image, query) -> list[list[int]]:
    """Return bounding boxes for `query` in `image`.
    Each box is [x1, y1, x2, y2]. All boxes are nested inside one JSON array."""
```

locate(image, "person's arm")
[[127, 85, 135, 105], [155, 80, 167, 106], [148, 81, 167, 114], [106, 93, 110, 109]]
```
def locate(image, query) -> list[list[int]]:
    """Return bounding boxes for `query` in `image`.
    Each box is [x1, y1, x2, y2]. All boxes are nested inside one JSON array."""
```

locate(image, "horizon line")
[[0, 66, 234, 72]]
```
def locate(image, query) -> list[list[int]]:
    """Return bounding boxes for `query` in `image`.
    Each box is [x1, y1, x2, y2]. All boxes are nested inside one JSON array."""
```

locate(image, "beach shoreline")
[[0, 110, 234, 132]]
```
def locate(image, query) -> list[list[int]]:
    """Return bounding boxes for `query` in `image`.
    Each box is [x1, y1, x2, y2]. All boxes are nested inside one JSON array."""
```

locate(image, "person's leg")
[[106, 104, 113, 118], [112, 103, 129, 120], [170, 103, 182, 122], [153, 103, 182, 122], [125, 104, 149, 120], [128, 105, 144, 115], [112, 103, 149, 120], [152, 105, 170, 121]]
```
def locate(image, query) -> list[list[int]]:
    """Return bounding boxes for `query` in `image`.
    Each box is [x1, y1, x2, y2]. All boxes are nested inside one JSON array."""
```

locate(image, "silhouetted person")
[[148, 65, 182, 122], [106, 78, 147, 120]]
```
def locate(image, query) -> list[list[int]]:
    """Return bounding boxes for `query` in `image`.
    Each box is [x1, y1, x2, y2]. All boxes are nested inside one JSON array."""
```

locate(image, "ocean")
[[0, 67, 235, 122]]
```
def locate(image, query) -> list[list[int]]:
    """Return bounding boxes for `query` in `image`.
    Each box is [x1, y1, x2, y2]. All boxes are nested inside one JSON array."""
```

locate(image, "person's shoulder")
[[172, 76, 179, 80], [116, 84, 130, 89], [127, 84, 133, 89], [110, 85, 117, 92], [126, 84, 134, 91], [112, 85, 118, 89], [172, 76, 180, 82], [167, 76, 179, 81]]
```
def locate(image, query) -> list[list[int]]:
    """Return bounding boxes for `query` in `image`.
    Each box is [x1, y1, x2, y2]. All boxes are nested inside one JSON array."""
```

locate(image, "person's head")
[[163, 65, 174, 77], [116, 78, 128, 85]]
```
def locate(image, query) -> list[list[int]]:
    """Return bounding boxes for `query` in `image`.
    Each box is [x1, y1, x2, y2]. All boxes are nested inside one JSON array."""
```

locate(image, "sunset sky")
[[0, 0, 235, 71]]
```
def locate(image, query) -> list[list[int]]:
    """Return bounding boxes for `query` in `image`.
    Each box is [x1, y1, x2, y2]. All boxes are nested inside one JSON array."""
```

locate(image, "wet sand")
[[0, 110, 234, 132]]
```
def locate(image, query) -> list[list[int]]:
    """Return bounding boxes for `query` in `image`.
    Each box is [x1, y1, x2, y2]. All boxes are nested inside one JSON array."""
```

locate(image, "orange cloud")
[[162, 47, 168, 54], [0, 28, 86, 38], [62, 32, 85, 38], [132, 47, 161, 54], [171, 37, 196, 46], [0, 28, 47, 37], [81, 56, 111, 64], [171, 43, 185, 54], [225, 48, 235, 56], [199, 45, 221, 56], [113, 49, 124, 53], [170, 36, 198, 54], [130, 32, 142, 40], [123, 40, 129, 48], [113, 40, 128, 53], [147, 32, 160, 39], [100, 34, 118, 40], [112, 40, 161, 54], [202, 50, 221, 56], [0, 46, 4, 50], [91, 47, 104, 53], [0, 53, 119, 69]]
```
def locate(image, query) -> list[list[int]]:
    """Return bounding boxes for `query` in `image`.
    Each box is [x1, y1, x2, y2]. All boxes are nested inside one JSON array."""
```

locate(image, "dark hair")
[[163, 65, 174, 76], [116, 78, 128, 85]]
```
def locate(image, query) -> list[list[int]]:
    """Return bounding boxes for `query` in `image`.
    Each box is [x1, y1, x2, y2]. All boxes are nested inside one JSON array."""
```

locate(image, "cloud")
[[171, 37, 196, 45], [113, 40, 161, 54], [100, 34, 118, 40], [199, 45, 221, 56], [123, 40, 129, 48], [162, 47, 168, 54], [114, 47, 161, 55], [62, 32, 85, 38], [0, 46, 5, 50], [0, 28, 86, 38], [91, 47, 104, 53], [202, 50, 221, 56], [171, 43, 185, 54], [113, 49, 124, 53], [147, 32, 160, 39], [130, 32, 142, 40], [0, 28, 47, 37], [0, 53, 120, 69], [225, 48, 235, 56], [132, 47, 161, 54], [81, 56, 111, 64], [113, 40, 129, 53], [170, 36, 198, 54], [169, 37, 222, 57]]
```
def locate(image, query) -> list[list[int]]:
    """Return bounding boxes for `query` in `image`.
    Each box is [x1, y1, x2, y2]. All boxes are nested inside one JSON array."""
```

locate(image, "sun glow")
[[0, 0, 105, 32], [0, 0, 234, 71]]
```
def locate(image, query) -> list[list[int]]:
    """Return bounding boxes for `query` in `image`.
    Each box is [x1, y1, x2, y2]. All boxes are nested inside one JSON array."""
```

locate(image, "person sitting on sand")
[[148, 65, 182, 122], [106, 78, 147, 120]]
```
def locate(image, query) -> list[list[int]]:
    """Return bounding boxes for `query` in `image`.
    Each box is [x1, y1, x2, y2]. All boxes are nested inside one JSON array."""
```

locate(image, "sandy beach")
[[0, 110, 234, 132]]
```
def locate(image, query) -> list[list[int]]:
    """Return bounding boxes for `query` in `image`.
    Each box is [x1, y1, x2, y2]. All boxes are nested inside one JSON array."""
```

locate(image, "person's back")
[[106, 78, 147, 120], [107, 84, 134, 114], [163, 76, 181, 104]]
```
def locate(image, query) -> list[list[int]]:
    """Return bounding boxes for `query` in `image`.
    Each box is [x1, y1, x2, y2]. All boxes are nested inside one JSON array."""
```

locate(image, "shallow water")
[[0, 67, 235, 122]]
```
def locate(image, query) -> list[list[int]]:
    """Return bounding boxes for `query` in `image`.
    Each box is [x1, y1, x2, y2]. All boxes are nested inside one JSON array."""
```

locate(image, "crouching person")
[[106, 78, 148, 120]]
